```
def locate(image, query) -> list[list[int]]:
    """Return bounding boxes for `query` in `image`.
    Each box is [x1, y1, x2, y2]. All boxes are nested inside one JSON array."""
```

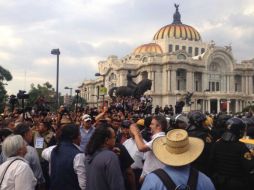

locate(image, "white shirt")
[[0, 156, 37, 190], [142, 132, 166, 177], [42, 144, 86, 190], [123, 138, 146, 169]]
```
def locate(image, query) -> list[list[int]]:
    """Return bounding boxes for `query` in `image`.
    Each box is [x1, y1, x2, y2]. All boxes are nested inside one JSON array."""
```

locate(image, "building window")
[[216, 82, 220, 91], [169, 44, 173, 52], [175, 45, 179, 51], [212, 82, 215, 91], [177, 80, 180, 90], [177, 70, 180, 77], [195, 81, 198, 91], [188, 47, 192, 55], [177, 54, 186, 60], [195, 47, 199, 56], [182, 46, 186, 51], [201, 48, 205, 54]]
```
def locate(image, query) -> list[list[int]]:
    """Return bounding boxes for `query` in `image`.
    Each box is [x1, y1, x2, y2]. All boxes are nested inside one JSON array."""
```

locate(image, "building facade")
[[80, 5, 254, 114]]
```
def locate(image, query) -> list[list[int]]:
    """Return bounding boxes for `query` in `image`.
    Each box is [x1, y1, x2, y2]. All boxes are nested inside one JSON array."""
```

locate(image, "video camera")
[[17, 90, 29, 99]]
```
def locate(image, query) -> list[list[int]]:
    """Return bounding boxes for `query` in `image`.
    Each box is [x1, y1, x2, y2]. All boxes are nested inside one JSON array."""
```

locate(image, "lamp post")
[[75, 89, 80, 114], [92, 94, 99, 108], [95, 73, 106, 106], [51, 48, 60, 109]]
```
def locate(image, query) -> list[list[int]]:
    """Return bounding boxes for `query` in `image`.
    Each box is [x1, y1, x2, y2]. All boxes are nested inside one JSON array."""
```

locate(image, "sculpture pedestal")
[[182, 106, 191, 113]]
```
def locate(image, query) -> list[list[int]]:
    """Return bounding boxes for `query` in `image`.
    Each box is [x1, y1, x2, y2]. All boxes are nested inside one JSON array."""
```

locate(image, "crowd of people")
[[0, 96, 254, 190]]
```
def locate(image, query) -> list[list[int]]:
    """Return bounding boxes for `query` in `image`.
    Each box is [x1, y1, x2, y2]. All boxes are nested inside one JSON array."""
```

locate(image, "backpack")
[[152, 166, 198, 190]]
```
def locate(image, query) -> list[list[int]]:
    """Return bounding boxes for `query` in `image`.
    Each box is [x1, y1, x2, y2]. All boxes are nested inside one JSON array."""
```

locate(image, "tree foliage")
[[0, 65, 12, 112], [27, 82, 56, 111], [0, 66, 12, 81]]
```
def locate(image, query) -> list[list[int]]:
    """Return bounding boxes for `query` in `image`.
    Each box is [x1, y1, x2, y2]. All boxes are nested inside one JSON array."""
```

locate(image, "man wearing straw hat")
[[141, 129, 215, 190]]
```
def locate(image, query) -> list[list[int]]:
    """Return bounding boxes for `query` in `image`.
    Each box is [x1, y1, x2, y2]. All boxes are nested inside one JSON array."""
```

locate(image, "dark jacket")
[[209, 139, 254, 190], [50, 142, 81, 190]]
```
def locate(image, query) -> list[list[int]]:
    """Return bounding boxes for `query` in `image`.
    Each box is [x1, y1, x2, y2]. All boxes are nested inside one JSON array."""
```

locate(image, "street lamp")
[[51, 48, 60, 109], [95, 73, 106, 106], [92, 94, 99, 108], [75, 89, 81, 114], [95, 72, 106, 86]]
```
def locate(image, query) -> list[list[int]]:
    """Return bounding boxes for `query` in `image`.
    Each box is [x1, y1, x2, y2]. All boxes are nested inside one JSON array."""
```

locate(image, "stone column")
[[171, 69, 176, 92], [230, 75, 234, 92], [196, 99, 198, 110], [153, 71, 156, 92], [149, 71, 154, 92], [168, 70, 172, 92], [242, 76, 246, 94], [186, 71, 193, 92], [249, 76, 253, 95], [202, 99, 205, 113], [222, 75, 227, 92], [208, 99, 211, 113], [166, 70, 169, 92], [246, 76, 250, 94], [202, 72, 208, 91], [226, 75, 230, 93], [235, 99, 239, 113], [227, 99, 230, 113], [243, 100, 245, 111], [217, 99, 220, 113]]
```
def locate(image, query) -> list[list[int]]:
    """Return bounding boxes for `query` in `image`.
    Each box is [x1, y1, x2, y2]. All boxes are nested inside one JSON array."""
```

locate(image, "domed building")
[[80, 5, 254, 114]]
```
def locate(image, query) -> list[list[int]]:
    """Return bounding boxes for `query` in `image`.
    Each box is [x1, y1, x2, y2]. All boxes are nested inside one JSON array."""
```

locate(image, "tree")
[[0, 66, 13, 112], [27, 82, 56, 112], [71, 95, 87, 112]]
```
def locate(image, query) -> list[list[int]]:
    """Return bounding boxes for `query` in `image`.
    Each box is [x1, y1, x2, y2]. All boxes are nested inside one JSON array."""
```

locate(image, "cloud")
[[1, 0, 254, 95]]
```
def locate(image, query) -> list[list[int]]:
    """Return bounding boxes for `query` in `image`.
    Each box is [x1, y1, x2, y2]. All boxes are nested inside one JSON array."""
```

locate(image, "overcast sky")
[[1, 0, 254, 95]]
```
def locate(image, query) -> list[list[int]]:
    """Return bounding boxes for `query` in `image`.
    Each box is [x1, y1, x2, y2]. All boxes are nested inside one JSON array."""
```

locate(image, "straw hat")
[[152, 129, 204, 166], [136, 119, 144, 127]]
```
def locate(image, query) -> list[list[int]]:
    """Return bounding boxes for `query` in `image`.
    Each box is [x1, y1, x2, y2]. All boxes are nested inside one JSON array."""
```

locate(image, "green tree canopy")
[[27, 82, 56, 111], [0, 65, 12, 112], [0, 66, 12, 81]]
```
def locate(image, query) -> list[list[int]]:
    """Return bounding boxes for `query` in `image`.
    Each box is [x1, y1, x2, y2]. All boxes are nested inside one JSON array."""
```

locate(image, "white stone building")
[[80, 5, 254, 114]]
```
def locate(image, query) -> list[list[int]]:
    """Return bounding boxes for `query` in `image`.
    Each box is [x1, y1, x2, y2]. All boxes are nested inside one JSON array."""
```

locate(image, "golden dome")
[[153, 24, 201, 41], [153, 4, 201, 41], [134, 43, 163, 54]]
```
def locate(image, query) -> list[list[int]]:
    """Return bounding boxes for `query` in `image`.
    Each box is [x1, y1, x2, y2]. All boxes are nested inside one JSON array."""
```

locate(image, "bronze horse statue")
[[108, 79, 152, 99]]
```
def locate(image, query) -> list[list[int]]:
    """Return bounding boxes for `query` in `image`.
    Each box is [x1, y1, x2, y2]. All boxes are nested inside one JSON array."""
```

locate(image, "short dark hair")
[[14, 122, 30, 137], [0, 128, 13, 142], [153, 115, 168, 132], [41, 121, 51, 130], [60, 124, 80, 142], [144, 116, 152, 128], [2, 118, 14, 128]]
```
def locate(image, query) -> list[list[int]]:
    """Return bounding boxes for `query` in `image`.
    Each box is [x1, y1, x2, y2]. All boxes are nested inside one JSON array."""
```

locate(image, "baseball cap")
[[82, 114, 92, 122]]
